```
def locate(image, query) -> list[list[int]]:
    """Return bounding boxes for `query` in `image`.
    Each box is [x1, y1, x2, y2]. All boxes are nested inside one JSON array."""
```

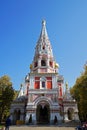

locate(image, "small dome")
[[55, 63, 59, 68], [30, 64, 32, 69]]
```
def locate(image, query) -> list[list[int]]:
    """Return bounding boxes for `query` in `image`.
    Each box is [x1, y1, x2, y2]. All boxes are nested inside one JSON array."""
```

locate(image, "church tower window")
[[34, 61, 38, 67], [42, 81, 45, 88], [40, 76, 46, 89], [41, 60, 46, 66], [43, 45, 45, 50], [49, 61, 53, 67]]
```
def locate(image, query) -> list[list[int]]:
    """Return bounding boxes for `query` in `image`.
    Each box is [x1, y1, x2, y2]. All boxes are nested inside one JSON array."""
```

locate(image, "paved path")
[[9, 126, 75, 130]]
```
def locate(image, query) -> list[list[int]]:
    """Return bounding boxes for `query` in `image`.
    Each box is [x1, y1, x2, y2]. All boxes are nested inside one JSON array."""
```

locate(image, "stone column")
[[64, 112, 68, 122], [20, 109, 25, 121], [38, 59, 41, 73], [25, 112, 29, 124], [38, 59, 41, 67], [74, 112, 79, 121], [47, 58, 49, 66]]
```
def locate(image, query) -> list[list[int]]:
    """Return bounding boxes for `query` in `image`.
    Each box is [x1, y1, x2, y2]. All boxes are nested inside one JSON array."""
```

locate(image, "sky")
[[0, 0, 87, 90]]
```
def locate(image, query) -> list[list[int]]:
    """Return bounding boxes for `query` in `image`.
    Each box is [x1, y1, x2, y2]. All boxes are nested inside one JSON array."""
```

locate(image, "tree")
[[70, 64, 87, 121], [0, 75, 14, 123]]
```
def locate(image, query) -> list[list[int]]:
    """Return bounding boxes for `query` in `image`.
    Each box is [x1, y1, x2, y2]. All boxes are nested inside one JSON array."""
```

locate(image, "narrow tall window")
[[43, 45, 45, 50], [42, 81, 45, 88], [41, 60, 46, 66], [49, 61, 53, 67], [34, 62, 38, 67], [40, 76, 46, 89]]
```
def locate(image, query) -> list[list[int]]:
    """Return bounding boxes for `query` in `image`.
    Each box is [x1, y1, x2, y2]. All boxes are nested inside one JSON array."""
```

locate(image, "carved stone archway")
[[13, 109, 21, 124], [36, 101, 50, 124], [67, 108, 74, 120]]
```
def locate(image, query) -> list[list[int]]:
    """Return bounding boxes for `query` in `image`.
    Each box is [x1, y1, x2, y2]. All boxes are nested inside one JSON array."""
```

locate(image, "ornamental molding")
[[34, 96, 52, 106]]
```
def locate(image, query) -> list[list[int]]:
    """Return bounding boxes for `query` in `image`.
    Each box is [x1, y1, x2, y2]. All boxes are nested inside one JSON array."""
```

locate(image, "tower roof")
[[34, 20, 53, 59], [29, 20, 59, 73], [39, 20, 48, 39]]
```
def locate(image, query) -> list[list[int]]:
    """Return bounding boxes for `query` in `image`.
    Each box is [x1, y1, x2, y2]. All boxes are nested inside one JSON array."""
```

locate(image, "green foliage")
[[0, 75, 15, 123], [71, 64, 87, 121]]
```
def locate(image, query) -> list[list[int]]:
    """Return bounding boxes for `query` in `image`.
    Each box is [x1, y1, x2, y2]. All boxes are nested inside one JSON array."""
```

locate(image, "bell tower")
[[30, 20, 59, 73]]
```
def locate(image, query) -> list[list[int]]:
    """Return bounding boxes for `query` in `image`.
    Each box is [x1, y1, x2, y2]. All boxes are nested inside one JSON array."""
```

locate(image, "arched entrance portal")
[[36, 103, 50, 124], [67, 108, 74, 120]]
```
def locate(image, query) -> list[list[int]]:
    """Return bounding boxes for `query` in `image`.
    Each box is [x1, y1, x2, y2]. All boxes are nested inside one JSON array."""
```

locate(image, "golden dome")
[[55, 63, 59, 68], [30, 64, 32, 69]]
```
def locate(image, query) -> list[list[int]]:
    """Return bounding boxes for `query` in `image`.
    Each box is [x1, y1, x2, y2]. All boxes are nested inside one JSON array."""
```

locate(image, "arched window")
[[40, 76, 46, 89], [67, 108, 74, 120], [49, 61, 53, 67], [42, 81, 45, 88], [18, 110, 21, 120], [34, 61, 38, 67], [41, 60, 46, 66], [13, 109, 21, 124], [43, 45, 45, 50]]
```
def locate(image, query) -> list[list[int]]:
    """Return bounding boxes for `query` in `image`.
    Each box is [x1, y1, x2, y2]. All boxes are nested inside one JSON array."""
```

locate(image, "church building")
[[10, 20, 79, 125]]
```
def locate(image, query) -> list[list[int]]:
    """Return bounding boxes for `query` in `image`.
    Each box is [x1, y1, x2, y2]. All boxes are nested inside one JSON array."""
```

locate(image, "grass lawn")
[[0, 125, 2, 128], [0, 125, 5, 129]]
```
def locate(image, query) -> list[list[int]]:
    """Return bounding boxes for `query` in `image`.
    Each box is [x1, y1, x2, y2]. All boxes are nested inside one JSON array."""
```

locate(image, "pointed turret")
[[34, 20, 53, 58], [63, 82, 73, 101], [18, 84, 24, 98], [39, 20, 48, 38], [30, 20, 59, 73]]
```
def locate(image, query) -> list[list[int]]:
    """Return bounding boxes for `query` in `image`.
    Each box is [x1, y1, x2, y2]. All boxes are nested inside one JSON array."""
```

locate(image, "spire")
[[63, 82, 73, 101], [18, 84, 24, 98], [37, 19, 50, 45], [40, 20, 48, 38], [34, 20, 53, 58], [30, 20, 59, 73]]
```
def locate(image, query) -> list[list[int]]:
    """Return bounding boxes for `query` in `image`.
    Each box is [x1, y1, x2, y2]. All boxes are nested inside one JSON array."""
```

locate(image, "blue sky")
[[0, 0, 87, 90]]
